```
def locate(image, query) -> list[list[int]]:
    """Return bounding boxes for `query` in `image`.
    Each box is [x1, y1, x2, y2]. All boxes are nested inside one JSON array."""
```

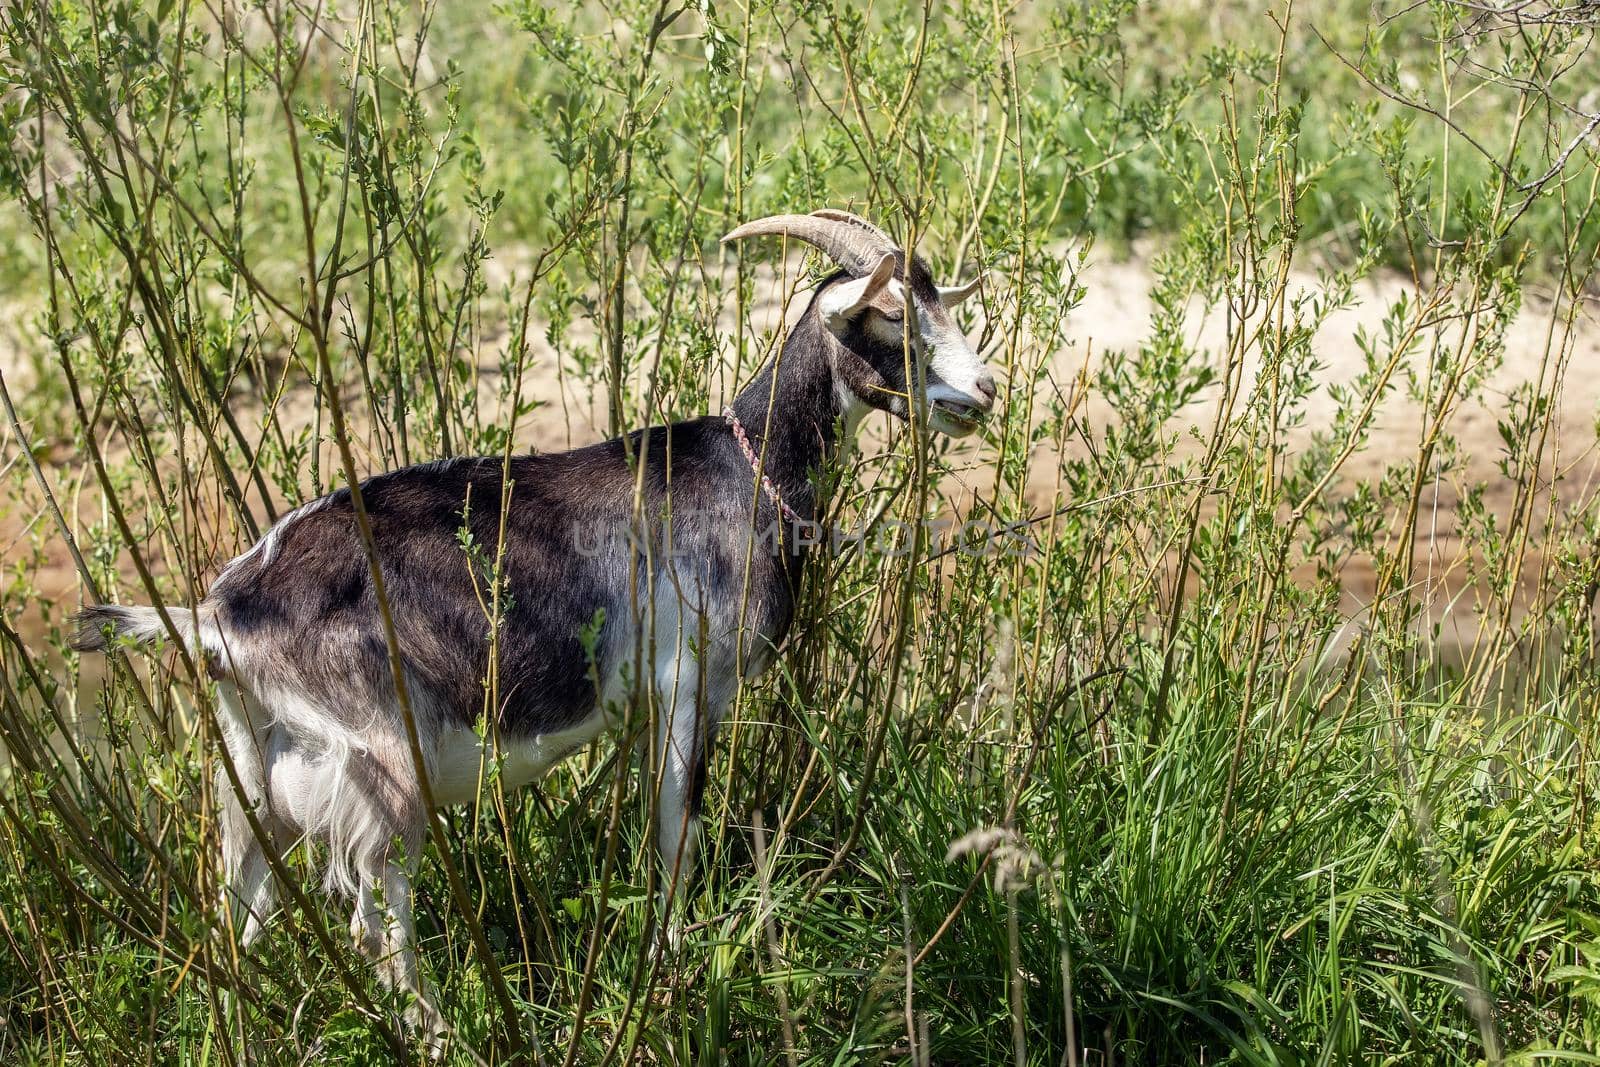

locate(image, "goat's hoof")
[[653, 914, 692, 974], [406, 1002, 454, 1063], [419, 1022, 450, 1063]]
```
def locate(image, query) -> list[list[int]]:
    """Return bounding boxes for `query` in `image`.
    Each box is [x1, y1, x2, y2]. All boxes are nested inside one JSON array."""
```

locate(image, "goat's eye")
[[880, 310, 903, 323]]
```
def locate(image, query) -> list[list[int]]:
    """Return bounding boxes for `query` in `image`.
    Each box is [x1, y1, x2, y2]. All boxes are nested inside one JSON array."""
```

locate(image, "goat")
[[69, 209, 997, 1049]]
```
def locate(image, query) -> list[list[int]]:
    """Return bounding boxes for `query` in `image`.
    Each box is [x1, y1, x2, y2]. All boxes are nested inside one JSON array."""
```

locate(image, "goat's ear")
[[818, 253, 898, 325], [938, 273, 985, 308]]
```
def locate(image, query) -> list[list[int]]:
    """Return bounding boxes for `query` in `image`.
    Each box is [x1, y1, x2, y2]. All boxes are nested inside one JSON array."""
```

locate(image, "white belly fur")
[[428, 709, 610, 807]]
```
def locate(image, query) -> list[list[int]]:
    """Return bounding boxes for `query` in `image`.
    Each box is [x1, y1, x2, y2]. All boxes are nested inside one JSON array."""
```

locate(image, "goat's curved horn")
[[721, 210, 899, 277], [808, 209, 896, 247]]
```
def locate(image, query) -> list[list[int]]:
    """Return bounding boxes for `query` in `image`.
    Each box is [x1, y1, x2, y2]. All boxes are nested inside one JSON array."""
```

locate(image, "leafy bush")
[[1, 0, 1598, 1063]]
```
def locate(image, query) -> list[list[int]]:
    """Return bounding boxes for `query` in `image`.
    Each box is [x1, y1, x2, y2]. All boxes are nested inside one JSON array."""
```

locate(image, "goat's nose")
[[974, 371, 998, 406]]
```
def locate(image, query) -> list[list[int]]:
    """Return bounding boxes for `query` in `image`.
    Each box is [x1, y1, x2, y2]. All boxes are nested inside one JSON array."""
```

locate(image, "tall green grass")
[[2, 0, 1599, 1063]]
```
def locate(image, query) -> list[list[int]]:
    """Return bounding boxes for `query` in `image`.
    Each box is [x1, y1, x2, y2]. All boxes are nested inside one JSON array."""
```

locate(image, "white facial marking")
[[832, 375, 872, 433], [918, 302, 994, 437]]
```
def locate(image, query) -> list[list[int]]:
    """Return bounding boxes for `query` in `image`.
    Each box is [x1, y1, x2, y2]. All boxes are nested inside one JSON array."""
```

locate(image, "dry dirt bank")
[[2, 250, 1596, 648]]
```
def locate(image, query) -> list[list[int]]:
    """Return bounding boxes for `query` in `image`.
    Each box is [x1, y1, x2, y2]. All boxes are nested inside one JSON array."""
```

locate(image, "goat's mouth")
[[928, 397, 988, 435]]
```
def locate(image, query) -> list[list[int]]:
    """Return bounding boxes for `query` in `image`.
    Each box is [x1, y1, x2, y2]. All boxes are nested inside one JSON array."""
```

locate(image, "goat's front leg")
[[653, 648, 728, 938]]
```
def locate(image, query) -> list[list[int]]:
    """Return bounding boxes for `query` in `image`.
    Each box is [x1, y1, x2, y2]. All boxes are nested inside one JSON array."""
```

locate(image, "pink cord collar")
[[723, 407, 805, 526]]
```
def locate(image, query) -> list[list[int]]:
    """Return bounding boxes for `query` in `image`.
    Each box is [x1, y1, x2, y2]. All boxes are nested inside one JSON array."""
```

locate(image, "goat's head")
[[723, 210, 997, 437]]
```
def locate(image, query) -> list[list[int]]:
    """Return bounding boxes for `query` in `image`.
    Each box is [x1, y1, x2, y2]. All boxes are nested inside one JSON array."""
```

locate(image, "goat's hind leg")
[[214, 682, 289, 949], [218, 779, 293, 949], [340, 742, 448, 1057]]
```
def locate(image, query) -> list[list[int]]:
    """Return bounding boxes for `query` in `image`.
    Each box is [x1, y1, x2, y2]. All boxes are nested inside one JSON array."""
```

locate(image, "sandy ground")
[[1066, 256, 1599, 491], [3, 248, 1597, 647], [1076, 255, 1600, 647]]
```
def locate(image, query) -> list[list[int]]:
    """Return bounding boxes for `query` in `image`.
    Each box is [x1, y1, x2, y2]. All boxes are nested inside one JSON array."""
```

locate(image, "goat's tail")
[[69, 604, 213, 655]]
